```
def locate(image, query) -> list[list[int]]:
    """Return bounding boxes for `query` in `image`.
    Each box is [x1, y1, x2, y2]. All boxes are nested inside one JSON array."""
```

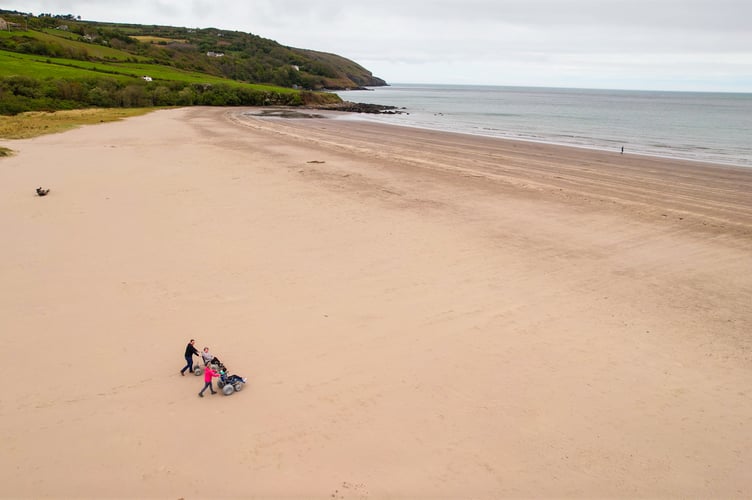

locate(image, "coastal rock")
[[311, 101, 406, 115]]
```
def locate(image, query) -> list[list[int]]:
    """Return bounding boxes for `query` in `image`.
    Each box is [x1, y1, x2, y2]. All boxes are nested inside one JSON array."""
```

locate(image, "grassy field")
[[0, 51, 297, 94], [0, 51, 134, 81], [0, 30, 146, 62], [132, 35, 189, 44], [0, 108, 155, 139], [0, 28, 297, 92], [38, 28, 82, 41], [0, 51, 299, 93], [0, 18, 352, 114]]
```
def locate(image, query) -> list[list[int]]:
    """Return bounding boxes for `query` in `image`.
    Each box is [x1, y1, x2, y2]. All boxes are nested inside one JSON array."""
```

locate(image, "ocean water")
[[335, 84, 752, 168]]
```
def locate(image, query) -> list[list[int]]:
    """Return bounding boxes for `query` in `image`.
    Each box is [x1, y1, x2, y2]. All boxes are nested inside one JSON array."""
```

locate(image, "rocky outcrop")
[[310, 101, 406, 114]]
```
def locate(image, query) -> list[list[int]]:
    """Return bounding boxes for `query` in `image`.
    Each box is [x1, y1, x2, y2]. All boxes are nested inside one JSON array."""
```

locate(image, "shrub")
[[151, 85, 176, 106], [3, 76, 42, 98], [87, 87, 116, 107], [176, 87, 196, 105]]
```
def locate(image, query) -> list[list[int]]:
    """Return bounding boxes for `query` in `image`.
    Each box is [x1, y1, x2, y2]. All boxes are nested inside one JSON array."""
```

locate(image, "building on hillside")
[[0, 18, 7, 31], [206, 51, 225, 57]]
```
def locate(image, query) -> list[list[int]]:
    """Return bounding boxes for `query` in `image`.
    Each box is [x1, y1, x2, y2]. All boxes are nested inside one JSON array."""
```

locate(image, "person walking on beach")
[[180, 339, 200, 376], [198, 364, 219, 397]]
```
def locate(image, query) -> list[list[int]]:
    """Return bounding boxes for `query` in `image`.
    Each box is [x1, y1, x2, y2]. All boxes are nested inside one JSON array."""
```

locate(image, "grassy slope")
[[294, 48, 385, 87], [0, 26, 298, 92], [0, 14, 349, 110], [38, 29, 148, 61], [0, 51, 133, 80], [0, 48, 298, 93], [0, 29, 146, 61]]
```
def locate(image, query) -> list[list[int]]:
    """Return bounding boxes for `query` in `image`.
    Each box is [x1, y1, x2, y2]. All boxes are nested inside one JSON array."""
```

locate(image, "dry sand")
[[1, 107, 751, 498]]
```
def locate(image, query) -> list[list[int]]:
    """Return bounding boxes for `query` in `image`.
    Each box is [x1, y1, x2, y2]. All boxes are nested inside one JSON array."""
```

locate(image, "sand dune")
[[1, 107, 750, 498]]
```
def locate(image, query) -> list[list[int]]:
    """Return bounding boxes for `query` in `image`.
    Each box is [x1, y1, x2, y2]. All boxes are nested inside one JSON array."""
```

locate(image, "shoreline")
[[250, 105, 752, 169], [293, 104, 752, 168], [334, 109, 752, 169], [333, 85, 752, 169], [1, 107, 750, 497], [341, 110, 752, 169], [237, 107, 752, 243]]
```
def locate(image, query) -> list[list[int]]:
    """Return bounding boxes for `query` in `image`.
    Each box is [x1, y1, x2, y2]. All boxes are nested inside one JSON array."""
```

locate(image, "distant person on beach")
[[621, 146, 624, 154], [180, 339, 200, 376], [198, 364, 219, 397]]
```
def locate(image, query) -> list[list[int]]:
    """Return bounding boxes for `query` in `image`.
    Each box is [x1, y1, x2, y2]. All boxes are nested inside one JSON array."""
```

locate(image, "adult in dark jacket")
[[180, 339, 200, 376]]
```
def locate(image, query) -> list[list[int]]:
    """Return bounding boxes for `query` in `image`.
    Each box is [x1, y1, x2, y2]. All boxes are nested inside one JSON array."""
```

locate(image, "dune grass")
[[0, 108, 155, 139]]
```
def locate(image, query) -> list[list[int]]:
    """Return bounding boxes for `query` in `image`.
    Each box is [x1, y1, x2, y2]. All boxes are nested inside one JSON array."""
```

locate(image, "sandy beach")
[[1, 106, 751, 498]]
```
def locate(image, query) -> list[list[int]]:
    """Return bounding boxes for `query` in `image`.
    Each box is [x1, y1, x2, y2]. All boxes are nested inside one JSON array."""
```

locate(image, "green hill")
[[0, 9, 387, 114]]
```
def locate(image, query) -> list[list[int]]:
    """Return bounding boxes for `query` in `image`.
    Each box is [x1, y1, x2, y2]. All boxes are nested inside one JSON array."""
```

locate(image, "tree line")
[[0, 75, 304, 115]]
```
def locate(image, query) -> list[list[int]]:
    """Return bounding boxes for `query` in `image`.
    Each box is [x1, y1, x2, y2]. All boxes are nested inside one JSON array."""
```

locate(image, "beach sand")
[[1, 107, 750, 498]]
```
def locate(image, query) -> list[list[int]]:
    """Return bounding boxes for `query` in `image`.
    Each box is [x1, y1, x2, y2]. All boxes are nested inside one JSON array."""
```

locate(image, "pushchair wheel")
[[222, 384, 234, 396], [233, 382, 243, 392], [217, 380, 225, 389], [193, 366, 203, 376]]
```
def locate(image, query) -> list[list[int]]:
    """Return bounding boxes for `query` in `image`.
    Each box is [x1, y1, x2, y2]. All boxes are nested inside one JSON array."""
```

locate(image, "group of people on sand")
[[180, 339, 223, 397]]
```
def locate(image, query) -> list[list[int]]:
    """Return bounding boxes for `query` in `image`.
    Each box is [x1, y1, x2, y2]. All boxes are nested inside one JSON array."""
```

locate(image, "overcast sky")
[[4, 0, 751, 91]]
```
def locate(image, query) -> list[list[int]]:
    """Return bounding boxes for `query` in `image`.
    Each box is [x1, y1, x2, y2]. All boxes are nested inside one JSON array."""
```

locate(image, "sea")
[[334, 84, 752, 168]]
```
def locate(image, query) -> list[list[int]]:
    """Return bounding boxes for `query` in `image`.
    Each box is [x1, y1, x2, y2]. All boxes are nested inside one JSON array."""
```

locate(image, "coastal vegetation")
[[0, 108, 154, 139], [0, 9, 385, 115]]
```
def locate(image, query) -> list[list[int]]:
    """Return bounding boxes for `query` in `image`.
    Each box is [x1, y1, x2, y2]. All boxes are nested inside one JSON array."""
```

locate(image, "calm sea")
[[335, 84, 752, 168]]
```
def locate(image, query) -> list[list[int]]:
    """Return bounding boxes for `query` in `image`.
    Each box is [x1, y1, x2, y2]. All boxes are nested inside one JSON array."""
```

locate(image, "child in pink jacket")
[[198, 365, 219, 397]]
